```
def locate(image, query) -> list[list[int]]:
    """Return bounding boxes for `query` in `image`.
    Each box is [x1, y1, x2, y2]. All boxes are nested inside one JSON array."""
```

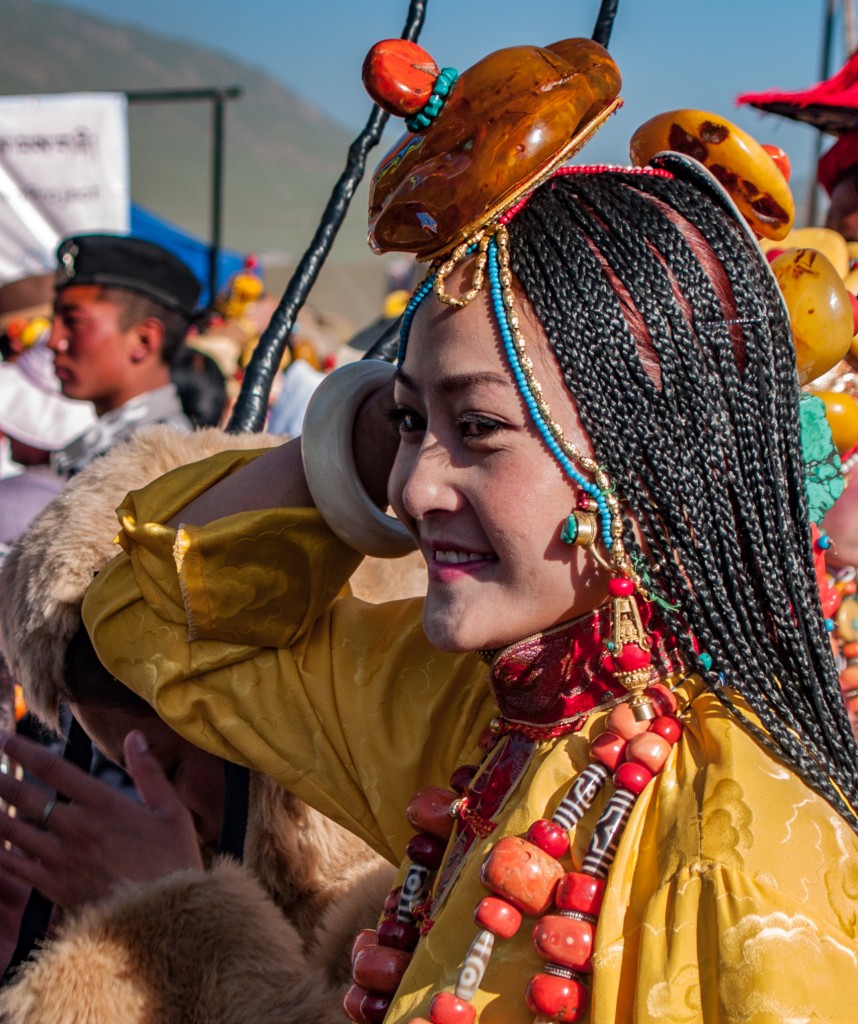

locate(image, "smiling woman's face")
[[388, 286, 609, 653]]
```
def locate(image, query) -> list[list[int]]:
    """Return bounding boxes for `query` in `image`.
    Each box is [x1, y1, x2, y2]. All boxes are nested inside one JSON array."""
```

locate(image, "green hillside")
[[0, 0, 379, 271]]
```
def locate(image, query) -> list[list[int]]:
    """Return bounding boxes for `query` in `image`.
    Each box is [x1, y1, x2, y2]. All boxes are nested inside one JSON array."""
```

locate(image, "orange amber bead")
[[480, 836, 564, 916], [407, 787, 457, 838], [526, 972, 588, 1022], [474, 896, 522, 938], [532, 914, 595, 972], [605, 702, 651, 740], [626, 731, 672, 773]]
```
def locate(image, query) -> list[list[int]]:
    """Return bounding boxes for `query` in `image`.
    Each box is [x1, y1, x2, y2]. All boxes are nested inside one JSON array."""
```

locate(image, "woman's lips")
[[426, 545, 497, 582]]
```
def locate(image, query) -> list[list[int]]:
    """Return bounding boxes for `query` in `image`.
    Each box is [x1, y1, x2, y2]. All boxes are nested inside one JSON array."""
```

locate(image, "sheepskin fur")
[[0, 858, 392, 1024], [0, 424, 426, 729]]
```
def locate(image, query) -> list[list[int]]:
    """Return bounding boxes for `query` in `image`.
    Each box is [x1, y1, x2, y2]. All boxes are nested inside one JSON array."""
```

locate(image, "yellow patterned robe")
[[83, 450, 858, 1023]]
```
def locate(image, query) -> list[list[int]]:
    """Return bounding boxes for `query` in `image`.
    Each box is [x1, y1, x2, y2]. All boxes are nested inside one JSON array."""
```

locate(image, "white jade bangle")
[[301, 359, 416, 558]]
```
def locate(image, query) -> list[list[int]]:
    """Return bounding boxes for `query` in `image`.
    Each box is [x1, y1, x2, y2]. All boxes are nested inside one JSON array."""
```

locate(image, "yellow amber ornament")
[[629, 109, 794, 240], [760, 228, 850, 280], [769, 248, 854, 384], [814, 390, 858, 453], [368, 38, 622, 258]]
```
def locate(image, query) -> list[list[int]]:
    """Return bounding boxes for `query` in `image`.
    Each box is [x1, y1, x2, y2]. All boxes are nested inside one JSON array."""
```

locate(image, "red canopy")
[[737, 50, 858, 135]]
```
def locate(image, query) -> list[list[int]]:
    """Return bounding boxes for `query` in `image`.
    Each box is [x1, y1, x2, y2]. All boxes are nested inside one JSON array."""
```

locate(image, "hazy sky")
[[38, 0, 851, 204]]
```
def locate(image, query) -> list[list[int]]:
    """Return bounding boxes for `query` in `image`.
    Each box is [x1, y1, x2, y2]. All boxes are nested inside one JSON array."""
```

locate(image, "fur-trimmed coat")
[[0, 426, 426, 1024]]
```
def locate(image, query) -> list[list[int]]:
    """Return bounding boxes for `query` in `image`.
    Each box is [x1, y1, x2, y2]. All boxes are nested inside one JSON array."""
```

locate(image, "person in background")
[[48, 234, 199, 476], [0, 270, 95, 553], [170, 346, 228, 429]]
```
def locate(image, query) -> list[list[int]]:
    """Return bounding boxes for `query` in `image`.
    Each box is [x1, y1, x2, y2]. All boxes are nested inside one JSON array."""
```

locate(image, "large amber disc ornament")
[[630, 110, 794, 240], [366, 38, 622, 258]]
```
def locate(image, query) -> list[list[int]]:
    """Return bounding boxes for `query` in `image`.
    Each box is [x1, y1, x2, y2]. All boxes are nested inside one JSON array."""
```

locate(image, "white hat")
[[0, 343, 95, 450]]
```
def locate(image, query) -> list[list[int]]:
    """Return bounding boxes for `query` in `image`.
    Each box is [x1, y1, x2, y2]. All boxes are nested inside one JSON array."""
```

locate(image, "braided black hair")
[[507, 163, 858, 828]]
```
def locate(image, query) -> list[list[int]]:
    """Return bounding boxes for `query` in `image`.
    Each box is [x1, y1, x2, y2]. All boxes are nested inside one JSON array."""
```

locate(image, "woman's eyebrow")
[[394, 368, 512, 395]]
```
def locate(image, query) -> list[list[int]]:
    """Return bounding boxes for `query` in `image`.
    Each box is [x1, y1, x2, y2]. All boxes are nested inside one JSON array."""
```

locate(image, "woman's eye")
[[387, 406, 425, 436], [458, 414, 502, 440]]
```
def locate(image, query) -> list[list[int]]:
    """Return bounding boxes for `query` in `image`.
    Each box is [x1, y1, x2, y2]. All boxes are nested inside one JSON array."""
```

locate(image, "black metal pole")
[[591, 0, 620, 47], [227, 0, 428, 434], [809, 0, 839, 225], [210, 93, 226, 305], [126, 87, 242, 307]]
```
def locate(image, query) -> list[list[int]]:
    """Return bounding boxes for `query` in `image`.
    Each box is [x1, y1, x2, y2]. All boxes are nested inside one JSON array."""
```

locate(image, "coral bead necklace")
[[344, 606, 692, 1024]]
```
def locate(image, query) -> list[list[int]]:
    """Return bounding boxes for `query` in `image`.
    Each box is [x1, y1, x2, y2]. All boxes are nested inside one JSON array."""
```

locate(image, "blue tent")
[[130, 203, 245, 308]]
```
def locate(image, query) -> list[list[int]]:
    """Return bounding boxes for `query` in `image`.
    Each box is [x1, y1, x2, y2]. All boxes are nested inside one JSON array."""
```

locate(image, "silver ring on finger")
[[39, 795, 58, 828]]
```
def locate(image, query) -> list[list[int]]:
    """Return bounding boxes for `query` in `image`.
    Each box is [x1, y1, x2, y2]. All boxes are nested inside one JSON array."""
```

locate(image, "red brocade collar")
[[488, 603, 689, 735]]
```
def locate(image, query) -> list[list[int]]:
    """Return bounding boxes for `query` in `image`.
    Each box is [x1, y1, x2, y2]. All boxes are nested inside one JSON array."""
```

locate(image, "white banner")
[[0, 92, 129, 285]]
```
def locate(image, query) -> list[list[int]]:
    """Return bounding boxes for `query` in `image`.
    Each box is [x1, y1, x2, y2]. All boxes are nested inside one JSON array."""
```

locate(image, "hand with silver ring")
[[0, 730, 203, 912], [39, 795, 58, 828]]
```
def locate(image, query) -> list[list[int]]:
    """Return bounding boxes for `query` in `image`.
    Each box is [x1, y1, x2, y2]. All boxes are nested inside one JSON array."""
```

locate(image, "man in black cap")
[[48, 234, 201, 476]]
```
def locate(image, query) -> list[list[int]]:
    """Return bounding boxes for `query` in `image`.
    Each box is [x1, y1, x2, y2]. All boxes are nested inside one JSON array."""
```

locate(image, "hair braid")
[[508, 170, 858, 827]]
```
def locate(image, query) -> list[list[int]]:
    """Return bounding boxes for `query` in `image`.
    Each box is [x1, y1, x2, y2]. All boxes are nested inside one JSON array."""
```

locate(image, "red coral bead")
[[480, 836, 564, 916], [474, 896, 522, 938], [626, 731, 671, 773], [532, 915, 595, 972], [376, 919, 420, 951], [555, 871, 606, 916], [649, 714, 683, 745], [590, 730, 626, 770], [526, 972, 589, 1022], [428, 991, 476, 1024], [407, 787, 457, 839], [645, 682, 678, 715], [362, 39, 440, 117], [406, 832, 447, 870], [607, 577, 635, 597], [615, 642, 652, 673], [450, 764, 478, 795], [526, 818, 570, 858], [352, 944, 412, 994], [614, 761, 653, 794]]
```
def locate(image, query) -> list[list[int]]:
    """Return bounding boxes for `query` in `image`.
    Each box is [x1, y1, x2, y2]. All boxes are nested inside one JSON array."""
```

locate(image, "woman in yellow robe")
[[7, 34, 858, 1024]]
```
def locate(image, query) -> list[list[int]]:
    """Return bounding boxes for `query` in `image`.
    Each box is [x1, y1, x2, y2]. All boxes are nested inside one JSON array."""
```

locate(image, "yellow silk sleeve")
[[83, 450, 494, 863]]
